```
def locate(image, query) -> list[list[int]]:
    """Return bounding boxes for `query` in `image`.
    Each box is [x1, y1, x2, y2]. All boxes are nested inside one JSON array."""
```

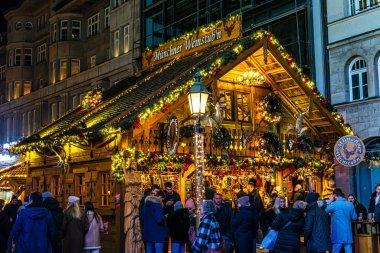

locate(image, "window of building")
[[8, 50, 13, 67], [51, 175, 60, 197], [72, 95, 78, 108], [72, 20, 81, 40], [32, 177, 40, 192], [37, 43, 46, 63], [349, 58, 368, 101], [23, 81, 31, 95], [124, 25, 129, 54], [60, 20, 68, 41], [114, 30, 119, 57], [25, 22, 33, 30], [90, 55, 96, 67], [87, 13, 99, 37], [71, 59, 80, 76], [219, 90, 250, 122], [60, 59, 67, 80], [52, 61, 57, 84], [79, 93, 85, 103], [15, 48, 21, 66], [0, 65, 5, 80], [114, 0, 121, 8], [15, 22, 21, 30], [24, 48, 32, 66], [101, 173, 110, 206], [75, 174, 86, 205], [13, 81, 21, 99], [350, 0, 380, 14], [51, 103, 57, 121], [105, 7, 110, 28], [52, 23, 57, 42]]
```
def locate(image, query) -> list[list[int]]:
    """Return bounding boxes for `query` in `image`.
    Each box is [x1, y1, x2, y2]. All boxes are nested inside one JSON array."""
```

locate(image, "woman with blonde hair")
[[261, 196, 287, 238], [62, 196, 88, 253]]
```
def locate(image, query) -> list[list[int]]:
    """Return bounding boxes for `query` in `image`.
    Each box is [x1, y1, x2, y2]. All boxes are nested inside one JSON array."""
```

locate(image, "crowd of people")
[[0, 192, 105, 253], [139, 181, 379, 253]]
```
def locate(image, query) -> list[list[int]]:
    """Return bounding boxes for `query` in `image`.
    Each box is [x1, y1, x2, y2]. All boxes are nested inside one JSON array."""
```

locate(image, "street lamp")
[[188, 70, 210, 225]]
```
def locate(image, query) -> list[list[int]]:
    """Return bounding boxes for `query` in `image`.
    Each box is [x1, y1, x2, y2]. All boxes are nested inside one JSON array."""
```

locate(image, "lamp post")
[[188, 70, 210, 226]]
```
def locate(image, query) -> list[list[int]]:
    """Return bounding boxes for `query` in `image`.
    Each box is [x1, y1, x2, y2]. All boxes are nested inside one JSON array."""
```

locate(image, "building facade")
[[0, 0, 141, 145], [327, 0, 380, 205]]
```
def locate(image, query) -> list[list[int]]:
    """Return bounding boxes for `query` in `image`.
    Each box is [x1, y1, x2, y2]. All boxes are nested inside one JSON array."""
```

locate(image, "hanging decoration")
[[111, 147, 135, 181], [258, 94, 283, 124], [81, 87, 103, 110], [213, 128, 232, 150], [166, 117, 179, 155], [258, 132, 283, 156]]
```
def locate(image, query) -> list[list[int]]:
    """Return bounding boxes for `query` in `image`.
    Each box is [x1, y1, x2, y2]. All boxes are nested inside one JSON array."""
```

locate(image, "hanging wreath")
[[297, 135, 313, 153], [111, 147, 135, 181], [81, 87, 103, 110], [258, 132, 282, 156], [258, 94, 283, 124], [213, 128, 232, 149]]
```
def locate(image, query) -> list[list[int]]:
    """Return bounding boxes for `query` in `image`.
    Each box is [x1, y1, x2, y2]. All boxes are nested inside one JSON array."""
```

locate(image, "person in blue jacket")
[[326, 188, 357, 253], [7, 191, 55, 253], [142, 190, 168, 253]]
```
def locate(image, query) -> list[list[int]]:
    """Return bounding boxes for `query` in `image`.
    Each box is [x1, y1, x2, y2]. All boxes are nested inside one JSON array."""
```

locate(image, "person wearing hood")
[[4, 195, 20, 225], [17, 196, 30, 216], [142, 190, 168, 253], [7, 192, 55, 253], [167, 201, 190, 253], [43, 192, 63, 253], [232, 196, 259, 253], [292, 184, 305, 203], [271, 200, 306, 253], [304, 193, 332, 253]]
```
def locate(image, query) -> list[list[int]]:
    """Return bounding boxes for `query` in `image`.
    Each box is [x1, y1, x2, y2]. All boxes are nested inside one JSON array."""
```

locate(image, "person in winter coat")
[[167, 201, 190, 253], [213, 193, 234, 253], [142, 190, 168, 253], [83, 202, 104, 253], [304, 193, 332, 253], [247, 180, 264, 214], [271, 200, 306, 253], [192, 200, 223, 253], [0, 201, 12, 253], [293, 184, 305, 203], [4, 195, 20, 225], [347, 194, 368, 220], [368, 184, 380, 221], [7, 192, 55, 253], [43, 194, 63, 253], [62, 196, 89, 253], [261, 196, 286, 237], [326, 188, 357, 253], [232, 196, 259, 253]]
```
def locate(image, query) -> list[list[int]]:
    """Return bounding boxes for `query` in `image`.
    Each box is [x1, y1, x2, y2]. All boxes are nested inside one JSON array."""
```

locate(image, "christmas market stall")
[[9, 15, 354, 253]]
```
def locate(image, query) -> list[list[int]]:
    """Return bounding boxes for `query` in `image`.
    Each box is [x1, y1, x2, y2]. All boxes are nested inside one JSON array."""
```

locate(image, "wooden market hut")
[[9, 17, 353, 253]]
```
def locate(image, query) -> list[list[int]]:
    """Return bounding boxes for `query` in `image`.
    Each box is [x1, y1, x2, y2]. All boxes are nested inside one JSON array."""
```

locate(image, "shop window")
[[114, 30, 119, 57], [37, 43, 46, 63], [13, 81, 21, 99], [14, 48, 21, 66], [104, 7, 110, 28], [75, 174, 86, 205], [124, 25, 129, 53], [60, 59, 67, 80], [24, 48, 32, 66], [0, 65, 5, 80], [15, 22, 21, 30], [349, 57, 368, 101], [25, 22, 33, 31], [71, 59, 80, 76], [51, 175, 60, 197], [87, 13, 99, 37], [101, 173, 110, 206], [32, 177, 40, 192], [72, 20, 81, 40], [23, 81, 31, 95], [219, 90, 251, 122], [60, 20, 68, 41], [52, 23, 57, 42]]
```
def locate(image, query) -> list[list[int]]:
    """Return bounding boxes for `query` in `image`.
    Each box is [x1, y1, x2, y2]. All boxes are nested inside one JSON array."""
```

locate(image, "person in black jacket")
[[304, 193, 332, 253], [42, 193, 63, 253], [348, 194, 368, 220], [368, 184, 380, 221], [163, 182, 181, 216], [271, 200, 306, 253], [232, 196, 259, 253], [167, 201, 190, 253], [247, 181, 264, 214], [0, 201, 12, 253], [214, 193, 234, 253], [293, 184, 305, 203]]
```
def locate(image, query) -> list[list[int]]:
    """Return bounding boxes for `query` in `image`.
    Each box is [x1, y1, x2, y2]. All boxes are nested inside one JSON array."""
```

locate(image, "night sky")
[[0, 0, 21, 33]]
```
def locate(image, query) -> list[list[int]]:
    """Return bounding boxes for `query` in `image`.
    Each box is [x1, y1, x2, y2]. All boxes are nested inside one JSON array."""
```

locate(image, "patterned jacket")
[[192, 212, 223, 253]]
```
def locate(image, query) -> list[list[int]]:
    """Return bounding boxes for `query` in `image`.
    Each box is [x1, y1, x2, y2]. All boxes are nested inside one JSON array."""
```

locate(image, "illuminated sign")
[[142, 15, 241, 69], [334, 135, 365, 167]]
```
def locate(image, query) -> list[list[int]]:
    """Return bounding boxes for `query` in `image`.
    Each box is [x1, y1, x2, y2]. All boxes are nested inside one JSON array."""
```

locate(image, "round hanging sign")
[[334, 135, 365, 167], [166, 117, 179, 155]]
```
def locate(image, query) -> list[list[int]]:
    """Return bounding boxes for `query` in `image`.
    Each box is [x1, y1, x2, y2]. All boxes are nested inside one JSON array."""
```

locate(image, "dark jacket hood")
[[43, 197, 61, 211], [305, 202, 318, 212], [287, 208, 304, 222], [24, 206, 50, 220], [145, 196, 163, 206]]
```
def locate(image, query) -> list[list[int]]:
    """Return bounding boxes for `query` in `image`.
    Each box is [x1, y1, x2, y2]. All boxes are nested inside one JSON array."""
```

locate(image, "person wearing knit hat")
[[304, 193, 332, 252], [192, 200, 223, 252], [173, 201, 183, 211], [68, 195, 80, 204], [232, 195, 259, 253], [42, 192, 53, 201], [168, 201, 190, 253]]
